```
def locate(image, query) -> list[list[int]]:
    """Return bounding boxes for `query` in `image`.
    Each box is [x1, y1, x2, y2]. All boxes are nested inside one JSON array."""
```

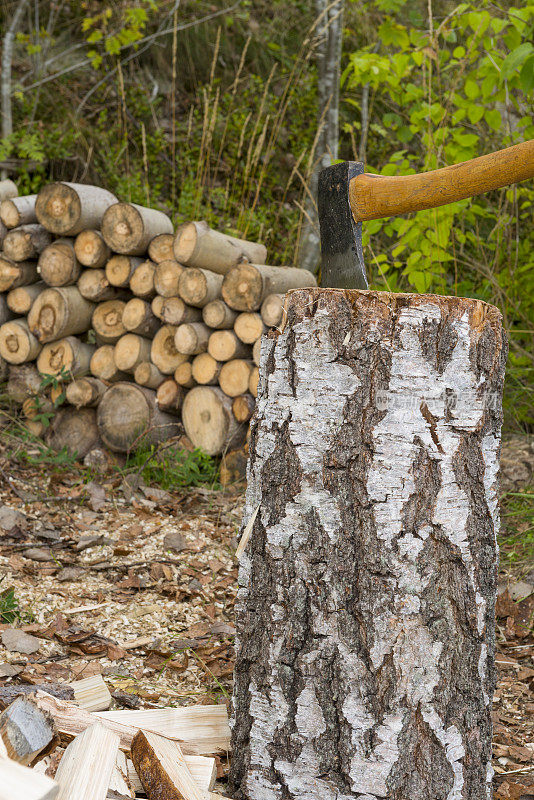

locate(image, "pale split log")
[[0, 179, 18, 204], [233, 312, 265, 344], [6, 363, 42, 403], [78, 269, 118, 302], [148, 232, 175, 263], [182, 386, 247, 456], [0, 695, 57, 765], [38, 239, 81, 287], [54, 723, 119, 800], [74, 230, 110, 268], [153, 258, 184, 297], [156, 378, 185, 415], [66, 377, 107, 408], [92, 300, 126, 344], [105, 255, 144, 288], [219, 359, 254, 398], [109, 751, 134, 798], [0, 318, 41, 364], [252, 337, 261, 367], [0, 759, 58, 800], [102, 203, 173, 255], [134, 361, 166, 390], [129, 259, 156, 298], [175, 361, 196, 388], [202, 299, 238, 330], [90, 346, 128, 383], [222, 263, 316, 311], [0, 194, 37, 228], [97, 382, 181, 452], [158, 296, 202, 326], [232, 393, 255, 423], [151, 324, 188, 374], [191, 353, 221, 386], [0, 255, 38, 291], [45, 407, 101, 458], [36, 183, 118, 236], [175, 321, 211, 356], [179, 267, 223, 308], [0, 295, 14, 325], [248, 365, 259, 397], [70, 675, 111, 712], [3, 224, 52, 262], [122, 297, 159, 337], [28, 286, 95, 342], [37, 337, 94, 379], [260, 292, 284, 327], [114, 334, 152, 373], [7, 281, 45, 314], [230, 287, 507, 800], [208, 330, 250, 362], [173, 220, 267, 274], [131, 730, 204, 800]]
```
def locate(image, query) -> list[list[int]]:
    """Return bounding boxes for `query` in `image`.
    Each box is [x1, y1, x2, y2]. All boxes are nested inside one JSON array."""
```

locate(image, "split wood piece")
[[220, 448, 248, 486], [3, 224, 52, 262], [28, 286, 95, 342], [38, 239, 81, 287], [232, 393, 255, 423], [202, 299, 238, 330], [105, 255, 144, 288], [233, 312, 265, 344], [153, 259, 184, 297], [158, 297, 202, 326], [175, 361, 196, 388], [74, 230, 111, 268], [0, 255, 38, 292], [126, 754, 216, 796], [36, 183, 118, 236], [78, 269, 118, 303], [219, 359, 254, 398], [114, 334, 152, 374], [179, 268, 223, 308], [0, 319, 41, 364], [91, 346, 128, 383], [182, 386, 247, 456], [0, 179, 18, 203], [129, 259, 156, 299], [97, 383, 181, 453], [260, 292, 284, 327], [222, 263, 316, 311], [92, 300, 126, 344], [252, 337, 261, 366], [66, 378, 107, 408], [208, 330, 250, 362], [7, 282, 46, 315], [0, 296, 14, 325], [6, 364, 42, 403], [191, 353, 222, 386], [102, 203, 173, 255], [151, 295, 164, 319], [44, 407, 101, 458], [37, 337, 95, 379], [131, 730, 204, 800], [134, 362, 166, 390], [248, 366, 259, 397], [174, 220, 267, 274], [110, 751, 134, 798], [0, 759, 58, 800], [175, 322, 211, 356], [0, 194, 37, 228], [70, 676, 111, 712], [151, 324, 188, 374], [148, 233, 175, 263], [0, 695, 58, 765], [230, 287, 507, 800], [54, 723, 119, 800], [156, 379, 185, 415], [122, 298, 159, 337]]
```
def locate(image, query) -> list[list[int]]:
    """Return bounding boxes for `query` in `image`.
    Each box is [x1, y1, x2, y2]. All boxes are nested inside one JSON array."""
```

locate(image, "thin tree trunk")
[[1, 0, 31, 181]]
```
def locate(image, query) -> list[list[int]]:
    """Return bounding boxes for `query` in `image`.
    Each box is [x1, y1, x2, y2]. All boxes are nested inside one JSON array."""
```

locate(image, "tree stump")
[[231, 288, 507, 800]]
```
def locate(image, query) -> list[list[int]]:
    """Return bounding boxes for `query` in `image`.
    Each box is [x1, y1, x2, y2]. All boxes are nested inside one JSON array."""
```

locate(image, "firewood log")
[[252, 337, 261, 366], [28, 287, 95, 343], [0, 759, 58, 800], [3, 225, 52, 262], [66, 378, 107, 408], [151, 295, 164, 319], [74, 230, 111, 268], [38, 239, 81, 286], [148, 233, 175, 263], [153, 259, 184, 297], [36, 182, 118, 236], [134, 362, 166, 390], [232, 393, 255, 423], [22, 394, 53, 420], [173, 220, 267, 273], [37, 337, 95, 379], [131, 730, 204, 800], [45, 406, 101, 458], [54, 723, 119, 800], [122, 298, 159, 337], [78, 269, 118, 302], [178, 268, 223, 308], [174, 322, 211, 356], [248, 366, 259, 397], [191, 353, 222, 386], [129, 259, 156, 299], [151, 325, 188, 374], [202, 299, 238, 330], [0, 319, 41, 364], [0, 255, 38, 291], [105, 255, 144, 287], [233, 312, 265, 344], [0, 194, 37, 228], [162, 298, 202, 326], [0, 295, 15, 325], [156, 378, 185, 415], [0, 695, 58, 765], [222, 263, 316, 311], [92, 300, 126, 344], [174, 361, 196, 388], [218, 359, 254, 398], [7, 282, 45, 315], [182, 386, 246, 456], [114, 334, 152, 374], [6, 364, 42, 403], [260, 292, 284, 327], [102, 203, 173, 255], [126, 755, 217, 796], [97, 382, 181, 452], [90, 346, 128, 383], [207, 330, 250, 361]]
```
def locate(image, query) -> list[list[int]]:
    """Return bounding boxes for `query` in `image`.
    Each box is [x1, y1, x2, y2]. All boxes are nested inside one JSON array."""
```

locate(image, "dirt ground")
[[0, 435, 532, 799]]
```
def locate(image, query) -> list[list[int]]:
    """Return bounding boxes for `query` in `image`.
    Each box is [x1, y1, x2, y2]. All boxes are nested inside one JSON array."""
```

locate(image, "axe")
[[318, 139, 534, 288]]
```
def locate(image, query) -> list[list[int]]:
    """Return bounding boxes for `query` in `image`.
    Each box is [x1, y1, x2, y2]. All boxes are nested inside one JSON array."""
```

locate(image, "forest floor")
[[0, 434, 532, 799]]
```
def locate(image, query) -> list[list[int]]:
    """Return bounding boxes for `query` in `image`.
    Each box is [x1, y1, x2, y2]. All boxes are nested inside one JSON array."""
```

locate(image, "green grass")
[[0, 583, 34, 624], [123, 444, 220, 490], [499, 489, 534, 571]]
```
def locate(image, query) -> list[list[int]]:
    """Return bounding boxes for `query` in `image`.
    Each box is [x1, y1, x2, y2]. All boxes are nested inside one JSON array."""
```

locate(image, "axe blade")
[[318, 161, 368, 290]]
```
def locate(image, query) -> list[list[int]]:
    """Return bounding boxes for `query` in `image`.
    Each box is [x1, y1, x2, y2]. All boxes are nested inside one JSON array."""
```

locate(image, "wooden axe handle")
[[349, 139, 534, 222]]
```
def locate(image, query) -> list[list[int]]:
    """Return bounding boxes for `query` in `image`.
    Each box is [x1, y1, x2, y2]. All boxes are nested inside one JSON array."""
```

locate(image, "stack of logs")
[[0, 181, 316, 465]]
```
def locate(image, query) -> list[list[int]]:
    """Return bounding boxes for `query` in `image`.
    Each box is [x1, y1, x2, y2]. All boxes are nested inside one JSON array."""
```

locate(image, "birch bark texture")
[[231, 288, 507, 800]]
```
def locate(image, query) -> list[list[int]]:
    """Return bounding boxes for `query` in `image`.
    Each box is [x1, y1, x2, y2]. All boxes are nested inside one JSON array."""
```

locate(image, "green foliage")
[[124, 445, 220, 490], [0, 583, 33, 624], [500, 489, 534, 568]]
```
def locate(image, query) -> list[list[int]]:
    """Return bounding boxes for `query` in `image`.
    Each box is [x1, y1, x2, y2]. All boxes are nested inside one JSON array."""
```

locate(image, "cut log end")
[[182, 386, 246, 456]]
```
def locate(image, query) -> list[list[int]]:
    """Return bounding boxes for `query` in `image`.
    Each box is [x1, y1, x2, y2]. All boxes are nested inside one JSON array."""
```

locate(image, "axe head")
[[318, 161, 368, 290]]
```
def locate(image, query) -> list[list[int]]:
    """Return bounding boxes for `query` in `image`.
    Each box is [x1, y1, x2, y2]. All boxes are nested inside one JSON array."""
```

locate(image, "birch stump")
[[231, 288, 507, 800]]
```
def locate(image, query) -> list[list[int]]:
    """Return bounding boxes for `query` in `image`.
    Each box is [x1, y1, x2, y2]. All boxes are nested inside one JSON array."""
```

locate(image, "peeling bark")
[[231, 288, 507, 800]]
